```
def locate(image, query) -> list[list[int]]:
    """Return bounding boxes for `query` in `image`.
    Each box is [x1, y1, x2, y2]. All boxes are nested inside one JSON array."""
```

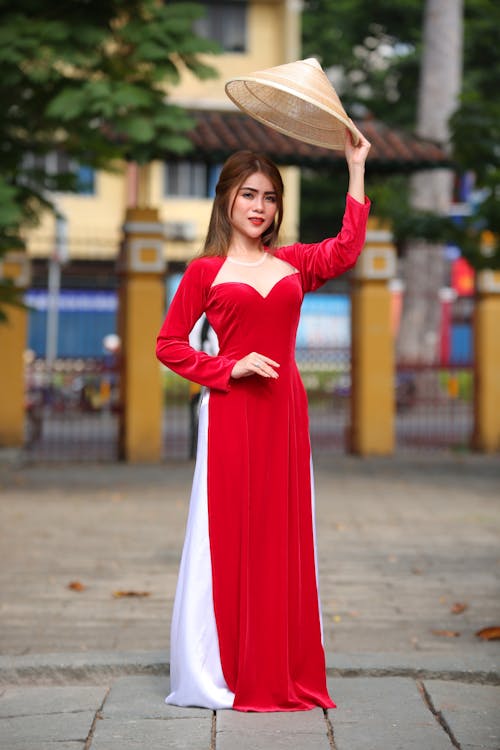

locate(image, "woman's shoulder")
[[186, 255, 224, 273], [188, 255, 225, 271], [183, 255, 225, 286], [273, 243, 302, 263]]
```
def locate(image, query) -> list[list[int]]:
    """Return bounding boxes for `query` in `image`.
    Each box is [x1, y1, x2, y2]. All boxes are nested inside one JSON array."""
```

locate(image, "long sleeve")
[[156, 258, 237, 392], [276, 194, 371, 293]]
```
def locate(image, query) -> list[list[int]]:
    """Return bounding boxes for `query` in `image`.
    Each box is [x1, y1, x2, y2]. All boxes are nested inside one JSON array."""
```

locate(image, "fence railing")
[[395, 361, 474, 451], [23, 352, 474, 462], [161, 347, 352, 460], [24, 357, 120, 461]]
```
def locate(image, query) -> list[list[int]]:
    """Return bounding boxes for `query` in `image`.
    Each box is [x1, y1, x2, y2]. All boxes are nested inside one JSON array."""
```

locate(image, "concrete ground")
[[0, 451, 499, 748]]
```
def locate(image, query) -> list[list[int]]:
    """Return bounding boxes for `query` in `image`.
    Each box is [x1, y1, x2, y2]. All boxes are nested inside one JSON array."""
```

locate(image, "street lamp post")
[[45, 212, 68, 369]]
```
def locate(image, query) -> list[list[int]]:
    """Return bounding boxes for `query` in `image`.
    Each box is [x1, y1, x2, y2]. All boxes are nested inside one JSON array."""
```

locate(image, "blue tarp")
[[25, 290, 117, 358]]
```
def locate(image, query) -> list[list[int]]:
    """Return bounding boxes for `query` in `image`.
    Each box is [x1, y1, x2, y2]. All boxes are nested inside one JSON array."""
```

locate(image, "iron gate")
[[395, 361, 474, 451], [161, 346, 352, 460], [24, 357, 120, 461]]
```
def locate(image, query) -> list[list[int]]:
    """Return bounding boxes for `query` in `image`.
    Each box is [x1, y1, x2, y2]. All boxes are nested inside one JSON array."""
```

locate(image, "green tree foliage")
[[449, 0, 500, 268], [303, 0, 422, 129], [0, 0, 218, 315], [302, 0, 500, 269]]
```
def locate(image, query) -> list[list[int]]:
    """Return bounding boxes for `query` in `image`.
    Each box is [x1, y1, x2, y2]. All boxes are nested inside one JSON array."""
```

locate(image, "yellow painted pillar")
[[473, 270, 500, 452], [350, 228, 396, 455], [0, 252, 31, 448], [118, 208, 165, 462]]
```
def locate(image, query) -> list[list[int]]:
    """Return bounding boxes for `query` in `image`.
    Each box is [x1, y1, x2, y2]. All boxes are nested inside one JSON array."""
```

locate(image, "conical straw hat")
[[225, 58, 359, 151]]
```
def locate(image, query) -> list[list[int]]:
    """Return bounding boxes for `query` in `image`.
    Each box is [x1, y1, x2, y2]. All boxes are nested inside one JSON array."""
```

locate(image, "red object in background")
[[452, 257, 475, 296], [440, 293, 453, 365]]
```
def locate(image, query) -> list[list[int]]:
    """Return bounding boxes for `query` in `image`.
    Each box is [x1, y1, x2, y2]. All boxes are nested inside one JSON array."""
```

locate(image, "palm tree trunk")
[[397, 0, 463, 364]]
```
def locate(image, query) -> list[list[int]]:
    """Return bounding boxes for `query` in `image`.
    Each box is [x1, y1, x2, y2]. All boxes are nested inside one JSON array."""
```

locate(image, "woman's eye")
[[242, 192, 254, 199], [266, 195, 277, 203]]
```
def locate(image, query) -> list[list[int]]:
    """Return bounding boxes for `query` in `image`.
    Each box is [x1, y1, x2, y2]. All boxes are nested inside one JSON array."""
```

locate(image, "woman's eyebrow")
[[240, 185, 277, 195]]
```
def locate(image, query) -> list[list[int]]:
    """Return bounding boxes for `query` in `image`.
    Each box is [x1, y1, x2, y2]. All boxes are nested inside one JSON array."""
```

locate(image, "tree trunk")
[[397, 0, 463, 364]]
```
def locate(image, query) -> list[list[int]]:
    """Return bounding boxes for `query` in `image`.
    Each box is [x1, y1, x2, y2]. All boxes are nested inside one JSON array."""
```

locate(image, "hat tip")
[[302, 57, 322, 69]]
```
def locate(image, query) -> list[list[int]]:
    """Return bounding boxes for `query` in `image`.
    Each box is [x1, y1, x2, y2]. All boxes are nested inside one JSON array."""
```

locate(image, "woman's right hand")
[[231, 352, 280, 380]]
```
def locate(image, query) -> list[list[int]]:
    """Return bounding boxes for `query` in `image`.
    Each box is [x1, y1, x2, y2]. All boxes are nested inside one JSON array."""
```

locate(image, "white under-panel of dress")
[[166, 390, 235, 709], [165, 390, 324, 709]]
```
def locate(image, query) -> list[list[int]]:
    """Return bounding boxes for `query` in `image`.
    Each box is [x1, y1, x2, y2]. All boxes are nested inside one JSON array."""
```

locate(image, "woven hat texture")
[[225, 58, 358, 151]]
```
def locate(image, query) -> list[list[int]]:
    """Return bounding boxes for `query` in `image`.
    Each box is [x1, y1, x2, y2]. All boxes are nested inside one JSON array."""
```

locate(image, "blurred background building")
[[13, 0, 486, 460]]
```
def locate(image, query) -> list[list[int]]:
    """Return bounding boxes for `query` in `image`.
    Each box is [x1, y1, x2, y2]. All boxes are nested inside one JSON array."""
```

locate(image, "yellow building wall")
[[26, 169, 126, 261], [171, 1, 290, 106]]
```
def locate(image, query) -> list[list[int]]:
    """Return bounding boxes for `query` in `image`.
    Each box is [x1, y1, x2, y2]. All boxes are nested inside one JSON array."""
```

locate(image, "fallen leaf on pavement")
[[450, 602, 468, 615], [67, 581, 87, 592], [112, 590, 151, 598], [431, 629, 460, 638], [475, 626, 500, 641]]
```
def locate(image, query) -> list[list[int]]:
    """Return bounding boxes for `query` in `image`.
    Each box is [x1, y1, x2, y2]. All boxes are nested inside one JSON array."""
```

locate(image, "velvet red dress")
[[156, 194, 370, 712]]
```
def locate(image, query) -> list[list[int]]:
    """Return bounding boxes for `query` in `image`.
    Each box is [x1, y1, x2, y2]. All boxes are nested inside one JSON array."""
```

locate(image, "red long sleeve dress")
[[156, 194, 370, 712]]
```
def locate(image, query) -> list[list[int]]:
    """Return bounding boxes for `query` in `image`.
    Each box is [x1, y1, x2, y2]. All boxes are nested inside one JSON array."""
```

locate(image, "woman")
[[156, 126, 371, 712]]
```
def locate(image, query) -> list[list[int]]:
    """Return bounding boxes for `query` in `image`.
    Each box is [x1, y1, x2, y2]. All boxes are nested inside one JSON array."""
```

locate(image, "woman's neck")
[[227, 236, 264, 259]]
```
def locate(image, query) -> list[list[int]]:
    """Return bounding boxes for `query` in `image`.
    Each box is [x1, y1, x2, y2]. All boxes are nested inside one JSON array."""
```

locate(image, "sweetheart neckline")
[[209, 273, 299, 300]]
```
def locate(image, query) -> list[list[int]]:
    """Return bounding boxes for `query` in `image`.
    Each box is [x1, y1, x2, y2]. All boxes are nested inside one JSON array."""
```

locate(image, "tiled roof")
[[186, 110, 450, 171]]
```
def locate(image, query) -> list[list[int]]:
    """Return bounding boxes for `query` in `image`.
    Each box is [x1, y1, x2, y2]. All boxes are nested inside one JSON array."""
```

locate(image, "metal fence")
[[395, 361, 474, 451], [161, 347, 352, 460], [298, 347, 351, 454], [162, 372, 192, 461], [22, 355, 473, 462], [24, 357, 120, 461]]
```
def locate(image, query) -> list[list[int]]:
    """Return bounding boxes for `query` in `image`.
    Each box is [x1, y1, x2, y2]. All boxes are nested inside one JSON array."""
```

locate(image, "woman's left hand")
[[345, 121, 371, 203], [345, 121, 371, 168]]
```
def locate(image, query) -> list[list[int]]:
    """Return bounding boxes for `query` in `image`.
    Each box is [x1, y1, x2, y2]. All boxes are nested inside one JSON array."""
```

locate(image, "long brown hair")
[[201, 151, 284, 257]]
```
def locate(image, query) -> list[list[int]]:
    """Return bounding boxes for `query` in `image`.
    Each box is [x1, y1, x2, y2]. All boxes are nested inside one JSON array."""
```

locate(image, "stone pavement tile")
[[0, 684, 107, 717], [89, 717, 212, 750], [89, 675, 213, 749], [1, 712, 96, 750], [216, 707, 331, 750], [0, 685, 107, 750], [327, 677, 453, 749], [423, 680, 500, 750], [99, 675, 209, 719]]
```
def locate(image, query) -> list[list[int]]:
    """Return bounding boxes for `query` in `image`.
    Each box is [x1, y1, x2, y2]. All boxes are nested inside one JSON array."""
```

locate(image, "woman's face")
[[228, 171, 278, 243]]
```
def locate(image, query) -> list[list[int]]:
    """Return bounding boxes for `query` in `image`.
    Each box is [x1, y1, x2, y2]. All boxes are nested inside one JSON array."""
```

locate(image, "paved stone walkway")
[[1, 454, 499, 657], [0, 452, 499, 748], [1, 666, 499, 749]]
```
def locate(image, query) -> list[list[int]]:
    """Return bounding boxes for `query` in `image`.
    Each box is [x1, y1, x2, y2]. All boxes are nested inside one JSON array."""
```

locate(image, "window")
[[194, 1, 247, 53], [22, 152, 96, 195], [75, 165, 95, 196], [165, 162, 222, 198]]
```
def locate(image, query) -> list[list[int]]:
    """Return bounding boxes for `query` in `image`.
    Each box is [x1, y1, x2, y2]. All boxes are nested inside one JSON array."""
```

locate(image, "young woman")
[[156, 126, 371, 712]]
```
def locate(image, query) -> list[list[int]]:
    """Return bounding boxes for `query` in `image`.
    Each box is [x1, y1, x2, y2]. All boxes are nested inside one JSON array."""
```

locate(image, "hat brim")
[[225, 76, 359, 151]]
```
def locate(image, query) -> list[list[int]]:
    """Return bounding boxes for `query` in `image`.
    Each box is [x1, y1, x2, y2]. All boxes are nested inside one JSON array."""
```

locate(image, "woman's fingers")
[[231, 352, 280, 380], [345, 122, 371, 162], [251, 353, 280, 378]]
